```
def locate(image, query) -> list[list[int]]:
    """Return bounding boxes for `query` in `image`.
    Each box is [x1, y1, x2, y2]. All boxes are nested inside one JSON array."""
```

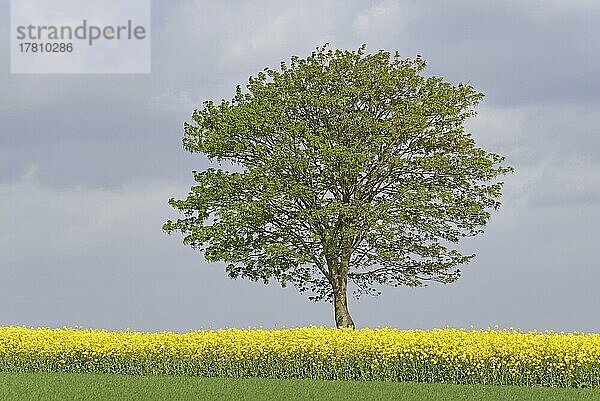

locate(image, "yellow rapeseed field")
[[1, 326, 599, 387]]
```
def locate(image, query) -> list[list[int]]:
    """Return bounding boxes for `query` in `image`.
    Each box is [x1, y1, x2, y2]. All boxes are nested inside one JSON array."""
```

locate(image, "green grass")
[[1, 373, 600, 401]]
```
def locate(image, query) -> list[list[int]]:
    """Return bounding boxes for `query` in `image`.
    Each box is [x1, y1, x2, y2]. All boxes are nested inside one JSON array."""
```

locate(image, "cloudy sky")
[[1, 0, 599, 332]]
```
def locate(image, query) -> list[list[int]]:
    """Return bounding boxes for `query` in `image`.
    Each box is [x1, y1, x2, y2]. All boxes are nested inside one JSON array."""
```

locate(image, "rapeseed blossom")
[[1, 326, 599, 387]]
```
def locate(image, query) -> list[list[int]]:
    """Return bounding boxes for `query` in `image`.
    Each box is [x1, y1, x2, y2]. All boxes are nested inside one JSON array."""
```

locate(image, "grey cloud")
[[352, 0, 600, 106], [467, 103, 600, 207]]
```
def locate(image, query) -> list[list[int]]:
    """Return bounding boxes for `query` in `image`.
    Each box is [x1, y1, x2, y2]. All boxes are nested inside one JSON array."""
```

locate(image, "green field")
[[1, 373, 599, 401]]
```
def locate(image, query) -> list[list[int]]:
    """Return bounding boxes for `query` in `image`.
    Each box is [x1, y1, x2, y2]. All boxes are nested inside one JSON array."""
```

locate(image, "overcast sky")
[[2, 0, 600, 333]]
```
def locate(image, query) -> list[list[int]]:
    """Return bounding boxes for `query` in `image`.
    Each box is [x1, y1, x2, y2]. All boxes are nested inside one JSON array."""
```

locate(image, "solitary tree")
[[163, 44, 512, 328]]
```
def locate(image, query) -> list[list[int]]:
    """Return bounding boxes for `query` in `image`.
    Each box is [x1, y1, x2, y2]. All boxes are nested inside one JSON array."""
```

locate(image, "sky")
[[1, 0, 599, 332]]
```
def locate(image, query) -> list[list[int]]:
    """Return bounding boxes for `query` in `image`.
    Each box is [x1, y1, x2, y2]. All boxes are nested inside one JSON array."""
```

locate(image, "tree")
[[163, 44, 512, 328]]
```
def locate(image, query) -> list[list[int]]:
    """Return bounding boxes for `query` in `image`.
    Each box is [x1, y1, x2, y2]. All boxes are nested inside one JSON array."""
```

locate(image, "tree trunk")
[[333, 276, 355, 328]]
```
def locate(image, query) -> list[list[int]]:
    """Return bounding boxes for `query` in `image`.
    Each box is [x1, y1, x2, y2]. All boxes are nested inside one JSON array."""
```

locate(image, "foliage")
[[163, 44, 513, 326]]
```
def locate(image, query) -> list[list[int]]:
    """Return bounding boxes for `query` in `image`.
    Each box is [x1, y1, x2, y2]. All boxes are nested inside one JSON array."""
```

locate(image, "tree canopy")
[[163, 44, 513, 328]]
